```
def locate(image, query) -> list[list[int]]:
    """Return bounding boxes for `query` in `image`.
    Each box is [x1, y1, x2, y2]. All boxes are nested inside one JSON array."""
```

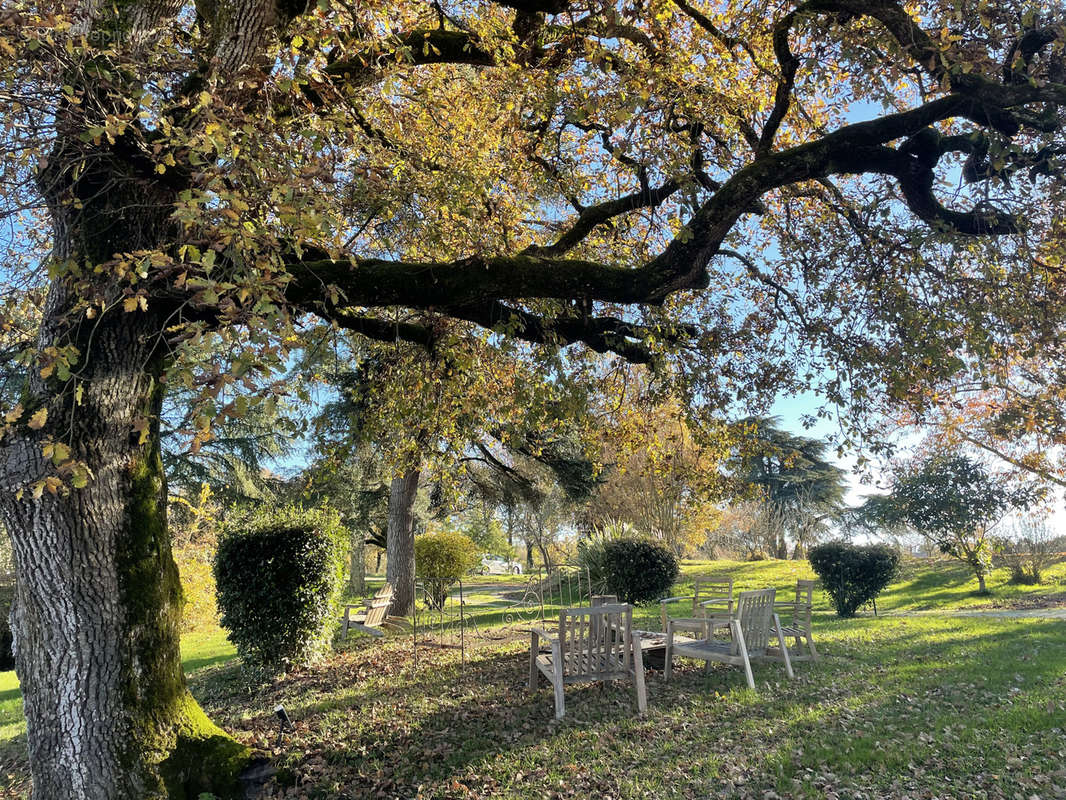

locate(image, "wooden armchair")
[[660, 575, 734, 633], [341, 583, 395, 639], [529, 603, 647, 720], [664, 588, 794, 689], [772, 579, 820, 661]]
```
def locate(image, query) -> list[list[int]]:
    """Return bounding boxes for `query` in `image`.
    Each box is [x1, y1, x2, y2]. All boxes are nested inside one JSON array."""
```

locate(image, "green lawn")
[[675, 556, 1066, 613], [1, 558, 1065, 798]]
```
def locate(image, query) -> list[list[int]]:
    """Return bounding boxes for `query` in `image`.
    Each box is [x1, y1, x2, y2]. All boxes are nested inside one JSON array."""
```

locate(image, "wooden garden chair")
[[772, 579, 820, 661], [529, 603, 647, 720], [664, 588, 794, 689], [341, 583, 396, 639], [660, 574, 734, 633]]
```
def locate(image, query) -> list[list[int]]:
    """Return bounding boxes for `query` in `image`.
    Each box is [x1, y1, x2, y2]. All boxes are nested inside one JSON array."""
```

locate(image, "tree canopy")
[[859, 451, 1042, 592]]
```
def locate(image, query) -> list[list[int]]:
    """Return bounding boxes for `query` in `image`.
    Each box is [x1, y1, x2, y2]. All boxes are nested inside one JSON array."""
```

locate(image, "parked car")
[[478, 554, 523, 575]]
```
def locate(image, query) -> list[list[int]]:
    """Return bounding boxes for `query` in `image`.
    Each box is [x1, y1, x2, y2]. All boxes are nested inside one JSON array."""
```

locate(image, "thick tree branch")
[[494, 0, 570, 12], [523, 179, 682, 258], [286, 253, 664, 307], [440, 300, 663, 363], [645, 90, 1047, 296], [759, 10, 801, 154], [286, 86, 1048, 327], [329, 310, 436, 348]]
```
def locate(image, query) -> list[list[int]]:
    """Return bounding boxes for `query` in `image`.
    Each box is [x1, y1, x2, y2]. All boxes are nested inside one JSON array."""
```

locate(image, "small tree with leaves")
[[866, 454, 1041, 594]]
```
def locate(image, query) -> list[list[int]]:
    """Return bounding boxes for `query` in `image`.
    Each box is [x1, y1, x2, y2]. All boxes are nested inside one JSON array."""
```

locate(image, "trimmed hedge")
[[414, 531, 479, 610], [214, 506, 345, 673], [600, 538, 679, 605], [808, 541, 901, 618]]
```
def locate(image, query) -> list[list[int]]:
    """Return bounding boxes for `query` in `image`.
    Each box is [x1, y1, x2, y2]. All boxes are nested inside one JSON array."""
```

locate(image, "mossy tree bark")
[[0, 114, 254, 796], [0, 320, 251, 799]]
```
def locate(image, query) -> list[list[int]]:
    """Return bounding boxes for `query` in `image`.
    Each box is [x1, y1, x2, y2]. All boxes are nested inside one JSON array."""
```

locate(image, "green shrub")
[[600, 539, 679, 605], [808, 541, 901, 617], [415, 531, 479, 610], [214, 505, 345, 673]]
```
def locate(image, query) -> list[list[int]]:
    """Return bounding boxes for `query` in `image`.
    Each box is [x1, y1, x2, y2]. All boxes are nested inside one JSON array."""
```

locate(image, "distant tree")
[[995, 515, 1057, 585], [706, 500, 792, 561], [862, 453, 1042, 594], [295, 452, 392, 596], [460, 505, 512, 558], [518, 487, 572, 573], [583, 384, 734, 557], [734, 419, 846, 558]]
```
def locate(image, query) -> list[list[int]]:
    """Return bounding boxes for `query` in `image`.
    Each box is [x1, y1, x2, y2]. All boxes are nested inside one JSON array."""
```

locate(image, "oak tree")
[[0, 0, 1065, 797]]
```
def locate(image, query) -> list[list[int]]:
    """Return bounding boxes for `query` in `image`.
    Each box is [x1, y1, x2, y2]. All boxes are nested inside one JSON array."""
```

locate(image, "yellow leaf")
[[28, 408, 48, 430], [71, 466, 89, 489], [123, 297, 139, 312]]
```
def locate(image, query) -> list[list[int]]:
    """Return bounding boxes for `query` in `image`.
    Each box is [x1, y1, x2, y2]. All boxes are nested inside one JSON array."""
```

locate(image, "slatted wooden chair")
[[341, 583, 394, 639], [664, 588, 794, 689], [660, 574, 734, 633], [772, 579, 820, 661], [529, 603, 647, 720]]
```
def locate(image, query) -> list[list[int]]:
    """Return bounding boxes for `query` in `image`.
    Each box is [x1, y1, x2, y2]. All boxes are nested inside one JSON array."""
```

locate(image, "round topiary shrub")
[[214, 506, 345, 673], [601, 538, 679, 605], [414, 530, 479, 610], [808, 541, 901, 618]]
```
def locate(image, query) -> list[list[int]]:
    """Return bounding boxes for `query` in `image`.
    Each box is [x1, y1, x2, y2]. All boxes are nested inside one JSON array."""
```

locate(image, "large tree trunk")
[[0, 321, 251, 799], [349, 526, 366, 596], [0, 107, 255, 796], [385, 469, 420, 616]]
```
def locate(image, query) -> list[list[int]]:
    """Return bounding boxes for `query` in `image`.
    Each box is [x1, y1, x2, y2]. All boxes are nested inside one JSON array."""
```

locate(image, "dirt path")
[[887, 607, 1066, 620]]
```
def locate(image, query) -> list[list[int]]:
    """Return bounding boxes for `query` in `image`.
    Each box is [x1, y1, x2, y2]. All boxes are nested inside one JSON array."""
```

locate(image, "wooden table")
[[633, 629, 687, 669]]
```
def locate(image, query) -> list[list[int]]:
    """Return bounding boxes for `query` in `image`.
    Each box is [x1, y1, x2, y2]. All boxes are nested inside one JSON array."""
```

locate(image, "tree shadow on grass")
[[242, 617, 1066, 798], [182, 651, 238, 675]]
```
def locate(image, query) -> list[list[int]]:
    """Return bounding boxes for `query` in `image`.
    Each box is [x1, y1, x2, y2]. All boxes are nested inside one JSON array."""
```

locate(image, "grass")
[[675, 555, 1066, 613], [1, 558, 1065, 798]]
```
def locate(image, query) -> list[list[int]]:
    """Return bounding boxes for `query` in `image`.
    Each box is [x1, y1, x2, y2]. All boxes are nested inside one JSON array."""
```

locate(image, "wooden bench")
[[660, 574, 734, 633], [773, 579, 820, 661], [529, 603, 647, 719], [665, 588, 794, 689], [342, 583, 395, 639]]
